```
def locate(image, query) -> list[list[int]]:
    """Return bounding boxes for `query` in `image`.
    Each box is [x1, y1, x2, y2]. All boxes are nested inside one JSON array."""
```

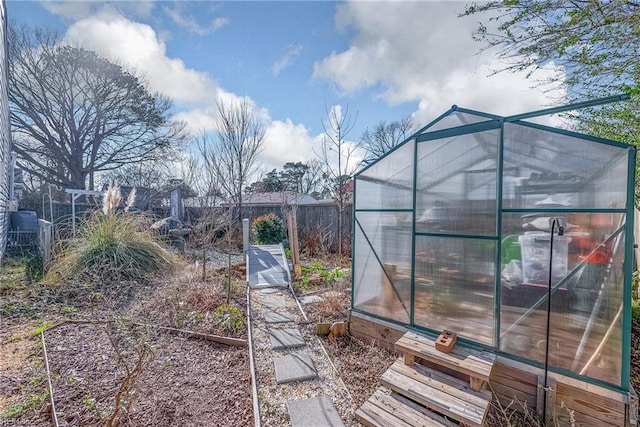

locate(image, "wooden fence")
[[19, 200, 353, 250]]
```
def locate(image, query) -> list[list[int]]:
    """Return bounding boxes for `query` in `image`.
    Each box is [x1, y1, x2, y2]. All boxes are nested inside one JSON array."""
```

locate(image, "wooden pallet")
[[356, 388, 455, 427], [356, 331, 496, 427], [396, 331, 495, 392]]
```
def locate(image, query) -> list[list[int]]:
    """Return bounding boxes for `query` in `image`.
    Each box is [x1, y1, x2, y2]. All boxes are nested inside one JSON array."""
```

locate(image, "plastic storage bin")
[[518, 232, 570, 286], [10, 210, 38, 231]]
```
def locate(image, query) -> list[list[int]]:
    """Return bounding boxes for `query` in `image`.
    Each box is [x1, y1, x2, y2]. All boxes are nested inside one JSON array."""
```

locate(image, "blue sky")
[[6, 1, 566, 175]]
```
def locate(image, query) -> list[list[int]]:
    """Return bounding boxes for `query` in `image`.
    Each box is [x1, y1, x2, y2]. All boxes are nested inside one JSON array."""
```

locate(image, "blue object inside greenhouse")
[[351, 95, 636, 392]]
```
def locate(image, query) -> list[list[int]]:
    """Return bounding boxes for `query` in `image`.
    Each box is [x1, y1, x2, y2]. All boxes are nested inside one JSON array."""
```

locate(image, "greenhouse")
[[351, 96, 636, 397]]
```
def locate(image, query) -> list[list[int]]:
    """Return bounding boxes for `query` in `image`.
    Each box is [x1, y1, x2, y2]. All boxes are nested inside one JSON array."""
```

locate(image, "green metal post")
[[350, 177, 357, 311], [495, 119, 505, 350], [411, 138, 418, 327], [622, 147, 636, 390], [504, 94, 630, 122]]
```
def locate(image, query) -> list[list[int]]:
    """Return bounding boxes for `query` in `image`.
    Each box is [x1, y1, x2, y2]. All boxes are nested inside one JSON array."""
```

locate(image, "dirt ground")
[[0, 255, 253, 427], [1, 255, 639, 427]]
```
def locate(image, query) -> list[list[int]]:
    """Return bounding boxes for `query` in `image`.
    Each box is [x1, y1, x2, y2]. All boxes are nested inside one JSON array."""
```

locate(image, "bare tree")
[[204, 99, 266, 223], [315, 104, 359, 256], [8, 23, 186, 190], [101, 159, 171, 201], [301, 159, 325, 196], [194, 132, 226, 208], [360, 117, 413, 162]]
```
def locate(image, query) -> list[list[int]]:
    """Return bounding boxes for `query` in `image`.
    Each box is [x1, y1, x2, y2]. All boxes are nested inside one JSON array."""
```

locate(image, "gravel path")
[[204, 249, 245, 269], [249, 286, 355, 426]]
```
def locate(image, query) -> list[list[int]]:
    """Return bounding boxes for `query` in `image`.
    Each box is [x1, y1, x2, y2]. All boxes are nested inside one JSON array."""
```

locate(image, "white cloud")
[[262, 117, 364, 177], [314, 2, 567, 124], [63, 12, 222, 109], [262, 119, 317, 170], [272, 44, 304, 76], [162, 4, 229, 36]]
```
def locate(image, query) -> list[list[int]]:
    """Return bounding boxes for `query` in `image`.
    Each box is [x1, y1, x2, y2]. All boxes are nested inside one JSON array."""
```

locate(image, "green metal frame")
[[410, 138, 418, 327], [352, 95, 635, 392], [495, 119, 505, 349], [622, 147, 637, 390]]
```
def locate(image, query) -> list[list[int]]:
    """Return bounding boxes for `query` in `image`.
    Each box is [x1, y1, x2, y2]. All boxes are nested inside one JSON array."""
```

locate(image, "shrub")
[[632, 298, 640, 320], [252, 213, 283, 244], [215, 304, 245, 333], [47, 184, 176, 285]]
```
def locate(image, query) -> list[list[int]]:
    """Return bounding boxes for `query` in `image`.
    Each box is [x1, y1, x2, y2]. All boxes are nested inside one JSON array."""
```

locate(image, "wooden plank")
[[555, 382, 625, 426], [381, 369, 486, 427], [496, 356, 631, 404], [381, 361, 489, 427], [396, 331, 495, 380], [536, 375, 556, 423], [469, 377, 486, 392], [349, 313, 405, 352], [356, 400, 414, 427], [491, 358, 630, 426], [490, 365, 537, 412], [628, 385, 638, 427], [491, 362, 538, 397], [491, 384, 536, 413], [152, 325, 248, 347], [367, 388, 454, 427], [389, 358, 492, 408]]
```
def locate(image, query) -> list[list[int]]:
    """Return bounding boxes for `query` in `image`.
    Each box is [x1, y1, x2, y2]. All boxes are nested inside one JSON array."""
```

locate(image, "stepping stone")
[[269, 328, 305, 350], [298, 294, 323, 305], [322, 290, 342, 298], [274, 354, 317, 384], [264, 311, 294, 324], [288, 396, 344, 427], [261, 297, 287, 309]]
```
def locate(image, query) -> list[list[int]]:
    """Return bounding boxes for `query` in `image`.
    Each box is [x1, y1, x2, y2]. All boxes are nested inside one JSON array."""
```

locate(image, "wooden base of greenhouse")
[[350, 311, 638, 426]]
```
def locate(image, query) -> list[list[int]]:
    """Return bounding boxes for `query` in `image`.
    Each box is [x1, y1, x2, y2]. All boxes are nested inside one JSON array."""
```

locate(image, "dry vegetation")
[[2, 246, 639, 426], [0, 252, 252, 426]]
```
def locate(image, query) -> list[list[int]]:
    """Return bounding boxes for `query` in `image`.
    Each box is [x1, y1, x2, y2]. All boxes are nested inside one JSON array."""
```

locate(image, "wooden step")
[[380, 358, 492, 427], [396, 331, 495, 391], [356, 388, 455, 427]]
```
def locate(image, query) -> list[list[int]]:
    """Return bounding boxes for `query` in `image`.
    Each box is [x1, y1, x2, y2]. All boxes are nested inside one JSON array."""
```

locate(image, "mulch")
[[44, 322, 253, 427], [3, 257, 640, 427]]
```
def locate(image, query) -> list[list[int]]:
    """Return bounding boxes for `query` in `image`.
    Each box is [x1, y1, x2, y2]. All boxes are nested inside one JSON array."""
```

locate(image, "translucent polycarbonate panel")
[[503, 123, 629, 209], [352, 211, 412, 323], [420, 111, 493, 134], [593, 154, 628, 209], [414, 236, 496, 346], [500, 212, 626, 387], [356, 139, 415, 210], [416, 129, 499, 236]]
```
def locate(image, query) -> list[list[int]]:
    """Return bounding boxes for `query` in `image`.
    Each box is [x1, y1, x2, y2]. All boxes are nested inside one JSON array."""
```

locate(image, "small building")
[[351, 98, 637, 425]]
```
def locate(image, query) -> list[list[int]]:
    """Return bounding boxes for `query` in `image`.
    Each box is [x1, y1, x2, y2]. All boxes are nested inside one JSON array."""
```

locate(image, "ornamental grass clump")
[[48, 184, 176, 285]]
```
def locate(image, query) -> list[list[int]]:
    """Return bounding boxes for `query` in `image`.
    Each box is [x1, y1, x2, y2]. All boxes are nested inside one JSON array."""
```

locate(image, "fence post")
[[243, 218, 249, 254]]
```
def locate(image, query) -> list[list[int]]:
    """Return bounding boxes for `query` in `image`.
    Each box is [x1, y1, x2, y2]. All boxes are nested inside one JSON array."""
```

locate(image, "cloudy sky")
[[7, 1, 566, 174]]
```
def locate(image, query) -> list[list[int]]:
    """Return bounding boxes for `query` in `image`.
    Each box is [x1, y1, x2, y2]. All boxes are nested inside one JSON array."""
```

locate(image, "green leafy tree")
[[462, 1, 640, 144], [263, 169, 285, 192], [245, 169, 284, 194], [8, 23, 186, 190], [281, 162, 308, 193], [245, 161, 324, 196]]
